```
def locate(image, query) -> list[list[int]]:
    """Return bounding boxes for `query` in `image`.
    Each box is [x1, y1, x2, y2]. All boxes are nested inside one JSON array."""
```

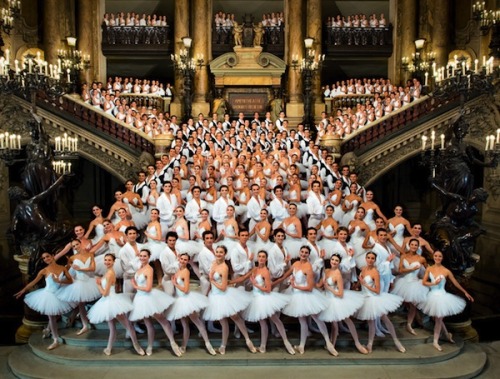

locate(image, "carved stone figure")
[[233, 22, 243, 46]]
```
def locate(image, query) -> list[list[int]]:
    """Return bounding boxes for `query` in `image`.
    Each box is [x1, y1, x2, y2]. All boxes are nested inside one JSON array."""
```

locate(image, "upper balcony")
[[101, 25, 172, 56]]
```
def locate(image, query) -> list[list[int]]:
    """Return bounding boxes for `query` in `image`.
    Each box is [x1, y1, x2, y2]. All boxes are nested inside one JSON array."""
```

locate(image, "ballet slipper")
[[47, 339, 60, 350], [246, 339, 257, 353], [366, 343, 373, 354], [258, 345, 266, 353], [326, 342, 339, 357], [447, 333, 455, 344], [179, 346, 186, 354], [146, 346, 153, 356], [433, 341, 443, 351], [284, 341, 295, 355], [76, 324, 90, 336], [133, 342, 145, 356], [218, 345, 226, 355], [171, 342, 182, 357], [355, 343, 369, 355], [42, 327, 51, 339], [103, 348, 112, 356], [294, 345, 305, 354], [395, 340, 406, 353], [205, 342, 216, 356], [406, 323, 417, 336]]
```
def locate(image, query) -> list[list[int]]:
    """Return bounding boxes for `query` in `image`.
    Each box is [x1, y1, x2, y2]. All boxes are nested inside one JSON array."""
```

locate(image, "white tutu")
[[87, 279, 133, 323], [319, 288, 365, 322], [391, 260, 429, 305], [175, 239, 202, 258], [24, 275, 73, 316], [146, 239, 166, 261], [166, 289, 208, 321], [281, 270, 328, 317], [203, 273, 252, 321], [129, 288, 175, 321], [420, 274, 466, 318], [242, 276, 290, 322], [57, 274, 101, 303]]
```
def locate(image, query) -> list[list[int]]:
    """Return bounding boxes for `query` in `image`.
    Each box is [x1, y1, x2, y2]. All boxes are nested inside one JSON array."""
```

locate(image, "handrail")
[[340, 92, 462, 155], [35, 91, 156, 156], [119, 93, 171, 113], [324, 94, 376, 114]]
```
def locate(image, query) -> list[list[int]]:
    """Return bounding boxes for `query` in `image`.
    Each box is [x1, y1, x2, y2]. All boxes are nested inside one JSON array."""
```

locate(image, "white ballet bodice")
[[252, 275, 265, 295], [239, 192, 248, 203], [429, 272, 446, 292], [94, 224, 105, 238], [325, 276, 339, 297], [205, 193, 214, 202], [211, 271, 224, 295], [101, 278, 116, 296], [73, 257, 92, 281], [175, 276, 188, 297], [134, 272, 149, 296], [361, 275, 376, 297], [224, 224, 237, 239], [292, 269, 307, 292], [108, 237, 123, 255], [389, 223, 405, 243], [175, 225, 188, 240], [403, 259, 421, 280], [321, 225, 335, 238], [147, 225, 161, 244], [45, 272, 65, 293], [256, 227, 269, 243]]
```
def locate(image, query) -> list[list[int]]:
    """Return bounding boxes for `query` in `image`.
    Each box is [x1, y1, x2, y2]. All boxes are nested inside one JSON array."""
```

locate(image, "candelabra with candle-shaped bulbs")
[[420, 130, 447, 178], [0, 131, 22, 164]]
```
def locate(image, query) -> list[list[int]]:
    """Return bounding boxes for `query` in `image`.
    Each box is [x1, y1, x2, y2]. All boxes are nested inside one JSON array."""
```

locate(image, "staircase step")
[[8, 341, 486, 379]]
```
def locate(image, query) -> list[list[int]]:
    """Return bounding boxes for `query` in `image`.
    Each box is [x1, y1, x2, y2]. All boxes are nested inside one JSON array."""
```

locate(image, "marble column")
[[307, 0, 323, 119], [43, 0, 64, 65], [431, 0, 450, 68], [286, 0, 304, 120], [171, 0, 189, 117], [398, 0, 417, 83], [192, 0, 210, 116], [77, 0, 102, 85]]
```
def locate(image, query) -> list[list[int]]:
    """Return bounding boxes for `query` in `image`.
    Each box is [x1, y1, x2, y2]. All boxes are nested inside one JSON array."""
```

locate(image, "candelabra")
[[57, 37, 91, 93], [472, 1, 500, 57], [171, 36, 204, 121], [291, 37, 324, 129], [401, 38, 436, 87], [0, 130, 21, 164], [0, 0, 20, 59]]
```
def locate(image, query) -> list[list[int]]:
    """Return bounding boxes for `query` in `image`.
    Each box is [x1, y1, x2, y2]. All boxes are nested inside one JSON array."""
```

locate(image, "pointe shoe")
[[433, 341, 443, 351], [171, 343, 182, 357], [375, 330, 385, 338], [234, 328, 241, 339], [47, 339, 60, 350], [76, 324, 90, 336], [42, 327, 51, 339], [366, 343, 373, 354], [355, 344, 369, 355], [395, 340, 406, 353], [258, 345, 266, 353], [205, 342, 216, 356], [447, 333, 455, 344], [406, 323, 417, 336], [218, 345, 226, 355], [133, 342, 145, 356], [103, 348, 112, 356], [326, 342, 339, 357], [146, 346, 153, 356], [294, 345, 305, 354], [246, 339, 257, 353], [179, 346, 186, 354], [284, 341, 296, 355]]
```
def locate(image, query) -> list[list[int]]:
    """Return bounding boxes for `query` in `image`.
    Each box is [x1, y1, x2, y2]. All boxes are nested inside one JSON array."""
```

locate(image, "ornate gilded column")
[[397, 0, 417, 83], [43, 0, 64, 65], [286, 0, 304, 121], [77, 0, 103, 84], [192, 0, 210, 116], [307, 0, 323, 119], [431, 0, 450, 68], [171, 0, 190, 118]]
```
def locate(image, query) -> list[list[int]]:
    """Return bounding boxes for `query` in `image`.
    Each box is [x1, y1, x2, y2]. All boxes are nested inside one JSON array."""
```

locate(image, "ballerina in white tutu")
[[87, 254, 145, 356], [202, 245, 257, 355], [143, 208, 166, 283], [57, 239, 101, 336], [318, 254, 368, 355], [129, 249, 181, 357], [248, 209, 274, 254], [421, 250, 474, 351], [166, 253, 216, 355], [391, 238, 428, 335], [233, 250, 295, 355], [357, 251, 406, 353], [15, 251, 74, 350], [171, 206, 202, 277], [275, 245, 338, 356]]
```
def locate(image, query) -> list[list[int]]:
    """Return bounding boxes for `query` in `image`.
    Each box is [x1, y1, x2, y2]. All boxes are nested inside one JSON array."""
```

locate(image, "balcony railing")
[[323, 25, 393, 57], [119, 93, 171, 113], [324, 94, 376, 115], [101, 25, 171, 55]]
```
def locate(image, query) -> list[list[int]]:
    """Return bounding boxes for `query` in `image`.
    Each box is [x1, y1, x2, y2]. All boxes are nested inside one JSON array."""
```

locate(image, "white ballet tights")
[[298, 315, 330, 350]]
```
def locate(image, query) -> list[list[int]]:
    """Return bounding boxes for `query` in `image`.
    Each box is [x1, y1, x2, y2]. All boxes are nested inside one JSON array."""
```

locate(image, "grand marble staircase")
[[7, 316, 488, 379]]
